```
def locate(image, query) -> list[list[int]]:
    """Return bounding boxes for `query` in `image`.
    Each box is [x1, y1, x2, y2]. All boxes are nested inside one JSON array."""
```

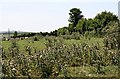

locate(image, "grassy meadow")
[[1, 35, 119, 78]]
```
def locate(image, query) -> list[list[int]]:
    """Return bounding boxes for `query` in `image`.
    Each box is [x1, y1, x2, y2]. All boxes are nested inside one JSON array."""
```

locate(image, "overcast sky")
[[0, 0, 119, 32]]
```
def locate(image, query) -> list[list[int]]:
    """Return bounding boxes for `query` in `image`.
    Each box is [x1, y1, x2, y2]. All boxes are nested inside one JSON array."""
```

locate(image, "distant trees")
[[72, 11, 118, 36], [57, 27, 69, 35], [49, 30, 57, 36], [15, 9, 118, 38], [68, 8, 83, 33], [13, 31, 18, 38], [94, 11, 118, 34], [75, 18, 87, 34]]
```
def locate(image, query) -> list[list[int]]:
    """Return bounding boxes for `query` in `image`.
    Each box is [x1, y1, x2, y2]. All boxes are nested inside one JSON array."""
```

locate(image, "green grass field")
[[2, 37, 104, 53], [2, 36, 118, 77], [2, 38, 46, 53]]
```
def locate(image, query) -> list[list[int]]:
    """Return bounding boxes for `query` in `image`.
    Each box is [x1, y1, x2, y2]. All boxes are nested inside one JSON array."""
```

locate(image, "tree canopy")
[[16, 9, 118, 38], [68, 8, 83, 33]]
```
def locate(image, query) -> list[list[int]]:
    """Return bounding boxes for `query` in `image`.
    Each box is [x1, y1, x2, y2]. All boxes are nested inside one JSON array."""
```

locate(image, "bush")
[[33, 37, 38, 41]]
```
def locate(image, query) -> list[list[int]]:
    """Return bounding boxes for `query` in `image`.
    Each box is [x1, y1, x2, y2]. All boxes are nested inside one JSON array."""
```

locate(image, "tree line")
[[13, 8, 118, 38]]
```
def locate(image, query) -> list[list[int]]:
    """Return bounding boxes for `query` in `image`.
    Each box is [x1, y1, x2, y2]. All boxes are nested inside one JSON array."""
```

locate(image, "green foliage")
[[57, 27, 69, 35], [75, 18, 87, 34], [86, 18, 95, 31], [13, 31, 17, 38], [2, 36, 118, 77], [68, 8, 83, 32], [33, 36, 39, 41], [103, 21, 119, 49], [94, 11, 118, 34], [50, 30, 57, 36], [8, 40, 19, 57], [40, 63, 53, 78]]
